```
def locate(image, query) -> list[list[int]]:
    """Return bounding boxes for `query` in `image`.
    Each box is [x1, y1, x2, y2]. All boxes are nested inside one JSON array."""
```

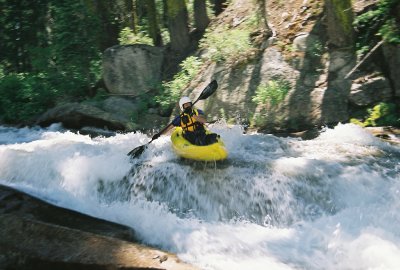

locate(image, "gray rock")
[[35, 102, 132, 131], [260, 47, 299, 82], [293, 33, 312, 52], [102, 44, 164, 95], [0, 185, 199, 270], [349, 75, 393, 106], [382, 44, 400, 97], [0, 185, 136, 242], [101, 96, 139, 119]]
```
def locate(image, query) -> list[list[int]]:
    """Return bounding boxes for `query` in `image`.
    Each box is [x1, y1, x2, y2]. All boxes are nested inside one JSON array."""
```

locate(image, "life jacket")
[[180, 108, 203, 133]]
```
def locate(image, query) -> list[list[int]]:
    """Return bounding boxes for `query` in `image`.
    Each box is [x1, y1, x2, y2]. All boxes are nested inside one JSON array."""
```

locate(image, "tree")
[[212, 0, 227, 16], [193, 0, 210, 33], [324, 0, 354, 49], [146, 0, 163, 46], [89, 0, 124, 50], [0, 0, 49, 73], [166, 0, 191, 52], [122, 0, 137, 31]]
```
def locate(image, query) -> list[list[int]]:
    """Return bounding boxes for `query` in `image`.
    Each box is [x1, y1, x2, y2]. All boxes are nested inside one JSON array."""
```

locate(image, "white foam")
[[0, 123, 399, 270]]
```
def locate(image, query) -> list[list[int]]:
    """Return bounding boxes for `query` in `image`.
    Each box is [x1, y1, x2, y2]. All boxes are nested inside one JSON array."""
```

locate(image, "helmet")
[[179, 96, 192, 111]]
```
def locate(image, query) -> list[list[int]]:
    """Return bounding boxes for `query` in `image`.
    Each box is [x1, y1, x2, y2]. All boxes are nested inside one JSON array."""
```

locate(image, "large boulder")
[[35, 102, 135, 131], [102, 44, 164, 95], [0, 185, 136, 242], [0, 185, 198, 270], [349, 75, 393, 106], [35, 97, 170, 132]]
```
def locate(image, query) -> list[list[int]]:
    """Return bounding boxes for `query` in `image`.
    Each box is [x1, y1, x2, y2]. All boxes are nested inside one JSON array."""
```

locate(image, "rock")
[[319, 50, 355, 124], [35, 96, 169, 132], [35, 102, 132, 131], [0, 185, 199, 270], [0, 185, 136, 242], [382, 44, 400, 97], [328, 50, 354, 74], [101, 96, 139, 117], [102, 45, 164, 95], [349, 75, 393, 106], [365, 126, 400, 145], [260, 47, 299, 82], [136, 113, 170, 131], [293, 33, 319, 52], [0, 214, 196, 270]]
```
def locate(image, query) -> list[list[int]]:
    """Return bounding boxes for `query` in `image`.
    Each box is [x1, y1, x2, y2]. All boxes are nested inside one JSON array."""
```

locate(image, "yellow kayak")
[[170, 127, 228, 161]]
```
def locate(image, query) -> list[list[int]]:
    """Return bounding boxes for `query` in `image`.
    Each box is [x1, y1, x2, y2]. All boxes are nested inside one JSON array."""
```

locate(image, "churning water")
[[1, 122, 400, 270]]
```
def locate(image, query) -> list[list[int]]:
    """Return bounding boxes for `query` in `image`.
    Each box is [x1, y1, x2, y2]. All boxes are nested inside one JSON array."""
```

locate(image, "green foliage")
[[252, 79, 291, 106], [200, 26, 254, 62], [166, 0, 186, 18], [49, 1, 100, 65], [118, 27, 154, 46], [156, 56, 203, 109], [0, 73, 58, 123], [351, 102, 399, 127], [379, 18, 400, 43], [0, 1, 106, 123], [0, 65, 4, 79], [250, 112, 268, 128], [0, 0, 49, 73], [354, 0, 400, 47], [309, 40, 324, 57], [355, 44, 370, 59]]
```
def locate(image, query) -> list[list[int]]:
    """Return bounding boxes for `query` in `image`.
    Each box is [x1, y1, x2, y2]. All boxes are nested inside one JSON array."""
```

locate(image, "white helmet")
[[179, 96, 192, 111]]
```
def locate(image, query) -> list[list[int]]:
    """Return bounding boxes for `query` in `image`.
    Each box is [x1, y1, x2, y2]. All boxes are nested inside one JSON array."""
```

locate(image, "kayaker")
[[166, 96, 218, 146]]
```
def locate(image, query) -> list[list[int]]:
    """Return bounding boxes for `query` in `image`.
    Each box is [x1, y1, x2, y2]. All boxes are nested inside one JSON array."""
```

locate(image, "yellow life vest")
[[180, 108, 202, 132]]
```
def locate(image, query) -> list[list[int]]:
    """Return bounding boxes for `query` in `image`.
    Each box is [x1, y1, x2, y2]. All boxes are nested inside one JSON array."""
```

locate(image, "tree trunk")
[[93, 1, 120, 50], [322, 0, 356, 125], [193, 0, 210, 33], [256, 0, 269, 29], [324, 0, 354, 49], [123, 0, 137, 32], [146, 0, 163, 46], [213, 0, 227, 16], [166, 0, 190, 53], [162, 0, 168, 28]]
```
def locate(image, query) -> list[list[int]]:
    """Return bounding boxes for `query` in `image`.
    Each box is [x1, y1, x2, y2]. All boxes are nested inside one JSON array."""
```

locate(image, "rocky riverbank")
[[0, 185, 198, 270]]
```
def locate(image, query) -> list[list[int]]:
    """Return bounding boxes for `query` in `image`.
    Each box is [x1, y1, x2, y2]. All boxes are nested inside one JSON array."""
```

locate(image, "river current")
[[0, 122, 399, 270]]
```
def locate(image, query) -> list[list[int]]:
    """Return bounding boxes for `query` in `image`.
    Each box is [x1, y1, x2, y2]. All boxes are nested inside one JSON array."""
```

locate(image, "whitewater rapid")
[[0, 122, 400, 270]]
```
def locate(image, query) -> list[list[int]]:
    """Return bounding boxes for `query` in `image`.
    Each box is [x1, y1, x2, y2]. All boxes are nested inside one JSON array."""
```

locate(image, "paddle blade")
[[198, 80, 218, 101], [127, 144, 147, 158]]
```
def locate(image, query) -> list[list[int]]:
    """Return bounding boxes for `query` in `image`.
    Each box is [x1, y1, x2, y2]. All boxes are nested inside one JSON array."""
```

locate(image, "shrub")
[[350, 102, 399, 127], [118, 27, 154, 46], [199, 26, 255, 63], [252, 79, 291, 106], [155, 56, 203, 110], [354, 0, 400, 56], [0, 73, 58, 123]]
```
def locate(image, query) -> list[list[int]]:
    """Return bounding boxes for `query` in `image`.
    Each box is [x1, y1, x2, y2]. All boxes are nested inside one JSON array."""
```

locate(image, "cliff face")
[[181, 0, 398, 132]]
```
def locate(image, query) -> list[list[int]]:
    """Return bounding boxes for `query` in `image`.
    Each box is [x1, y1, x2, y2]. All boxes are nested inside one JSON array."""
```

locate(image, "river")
[[0, 122, 399, 270]]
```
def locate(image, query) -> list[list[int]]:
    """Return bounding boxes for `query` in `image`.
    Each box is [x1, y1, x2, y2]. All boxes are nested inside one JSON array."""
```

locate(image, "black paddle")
[[128, 80, 218, 158]]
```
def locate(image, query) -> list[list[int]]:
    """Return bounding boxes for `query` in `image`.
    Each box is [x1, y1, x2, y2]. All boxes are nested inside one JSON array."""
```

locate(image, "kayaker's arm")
[[193, 114, 206, 124], [158, 115, 180, 136], [162, 124, 175, 134]]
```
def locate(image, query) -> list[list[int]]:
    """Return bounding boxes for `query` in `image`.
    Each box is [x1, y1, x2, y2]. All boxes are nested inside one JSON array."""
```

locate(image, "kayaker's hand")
[[151, 133, 161, 141]]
